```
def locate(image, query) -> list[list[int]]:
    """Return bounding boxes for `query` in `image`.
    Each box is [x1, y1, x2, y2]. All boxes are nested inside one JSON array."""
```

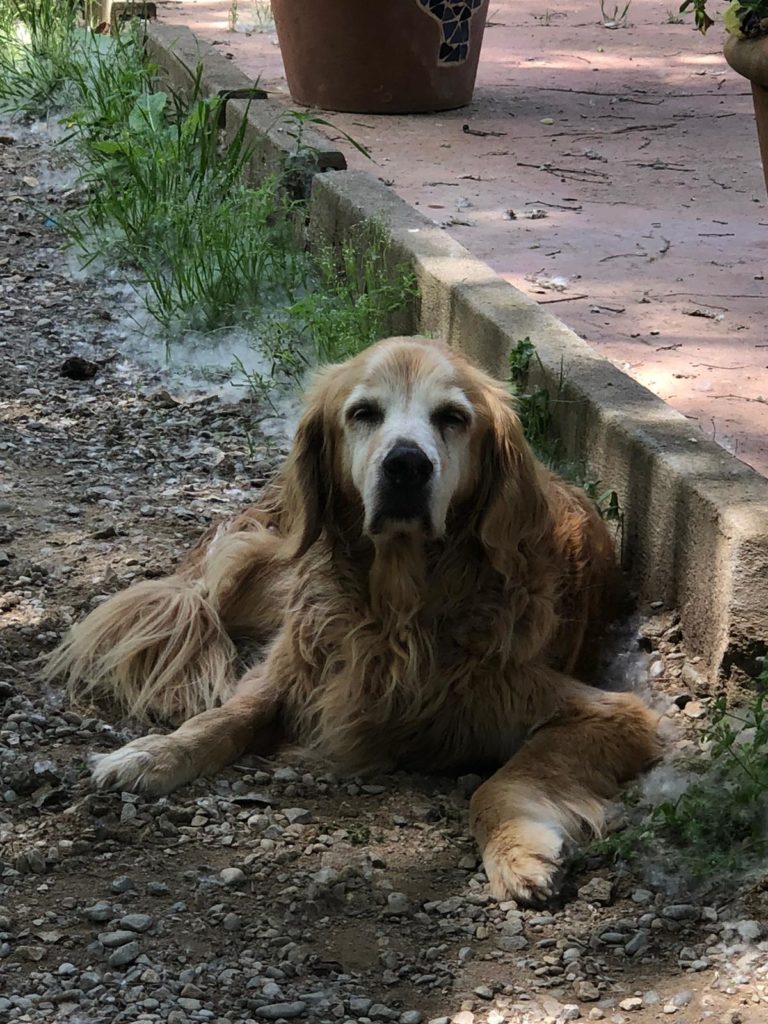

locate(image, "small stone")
[[385, 891, 410, 914], [257, 1001, 307, 1020], [273, 766, 299, 782], [488, 1013, 505, 1024], [474, 985, 493, 1000], [58, 962, 77, 976], [683, 699, 706, 719], [119, 913, 153, 932], [561, 1006, 581, 1021], [220, 867, 246, 886], [588, 1011, 604, 1021], [574, 981, 601, 1002], [350, 997, 372, 1014], [283, 807, 313, 825], [147, 881, 170, 896], [631, 889, 653, 904], [669, 991, 693, 1008], [110, 876, 135, 893], [625, 931, 649, 956], [400, 1013, 423, 1024], [451, 1013, 474, 1024], [84, 902, 114, 922], [108, 940, 140, 967], [619, 998, 643, 1012], [223, 912, 241, 931], [662, 1005, 678, 1015], [735, 919, 762, 941], [370, 1006, 397, 1021], [98, 930, 136, 948], [577, 877, 613, 905], [15, 945, 45, 961], [662, 904, 699, 921]]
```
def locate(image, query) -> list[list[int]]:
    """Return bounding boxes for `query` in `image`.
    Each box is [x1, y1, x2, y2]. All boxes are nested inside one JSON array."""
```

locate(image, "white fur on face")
[[340, 347, 475, 538]]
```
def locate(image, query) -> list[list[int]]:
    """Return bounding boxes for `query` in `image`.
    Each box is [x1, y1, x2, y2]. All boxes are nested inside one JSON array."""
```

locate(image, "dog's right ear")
[[282, 367, 337, 557]]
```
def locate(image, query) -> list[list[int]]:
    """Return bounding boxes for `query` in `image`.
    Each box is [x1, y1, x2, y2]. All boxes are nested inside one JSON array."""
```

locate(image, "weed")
[[600, 0, 632, 27], [4, 4, 416, 407], [507, 337, 561, 466], [228, 0, 238, 31], [0, 0, 80, 114], [347, 823, 371, 846], [592, 659, 768, 883], [508, 339, 623, 530]]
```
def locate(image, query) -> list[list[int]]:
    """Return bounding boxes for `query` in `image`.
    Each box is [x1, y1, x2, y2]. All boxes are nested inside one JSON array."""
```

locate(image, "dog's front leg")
[[90, 668, 283, 795], [470, 686, 660, 903]]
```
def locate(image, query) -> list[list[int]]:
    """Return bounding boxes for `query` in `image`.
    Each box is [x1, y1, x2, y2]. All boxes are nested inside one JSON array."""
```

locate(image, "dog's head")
[[283, 337, 551, 567]]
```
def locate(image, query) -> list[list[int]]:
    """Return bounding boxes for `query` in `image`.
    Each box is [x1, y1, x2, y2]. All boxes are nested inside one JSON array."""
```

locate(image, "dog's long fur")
[[45, 337, 660, 902]]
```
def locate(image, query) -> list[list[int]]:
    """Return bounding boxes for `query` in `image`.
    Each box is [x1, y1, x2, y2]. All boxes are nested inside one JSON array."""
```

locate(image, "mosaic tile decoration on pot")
[[416, 0, 485, 64]]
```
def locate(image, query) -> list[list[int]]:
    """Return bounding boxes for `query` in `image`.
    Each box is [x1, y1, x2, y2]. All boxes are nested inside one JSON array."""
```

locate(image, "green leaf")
[[128, 91, 167, 134]]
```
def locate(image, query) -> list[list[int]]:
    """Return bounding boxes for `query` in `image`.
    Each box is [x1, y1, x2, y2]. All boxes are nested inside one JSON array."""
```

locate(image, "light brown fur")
[[45, 337, 660, 901]]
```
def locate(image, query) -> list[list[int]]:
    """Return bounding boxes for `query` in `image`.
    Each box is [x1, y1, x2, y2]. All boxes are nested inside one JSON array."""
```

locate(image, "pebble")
[[110, 875, 135, 893], [386, 891, 411, 914], [283, 807, 313, 825], [662, 904, 699, 921], [220, 867, 246, 886], [735, 919, 762, 941], [98, 930, 136, 948], [619, 998, 643, 1012], [577, 877, 613, 904], [257, 1001, 307, 1019], [107, 940, 141, 967], [84, 901, 114, 922], [574, 981, 600, 1002], [119, 913, 153, 932]]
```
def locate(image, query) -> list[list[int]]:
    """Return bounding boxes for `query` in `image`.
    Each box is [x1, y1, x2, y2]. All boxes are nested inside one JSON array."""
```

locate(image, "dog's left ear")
[[282, 367, 338, 557], [475, 381, 553, 580]]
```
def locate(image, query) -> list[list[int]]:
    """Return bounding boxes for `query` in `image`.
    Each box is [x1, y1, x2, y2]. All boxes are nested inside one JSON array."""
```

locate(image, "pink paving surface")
[[161, 0, 768, 476]]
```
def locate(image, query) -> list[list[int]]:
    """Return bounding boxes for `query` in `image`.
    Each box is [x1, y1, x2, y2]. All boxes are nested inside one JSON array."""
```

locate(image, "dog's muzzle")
[[370, 442, 434, 534]]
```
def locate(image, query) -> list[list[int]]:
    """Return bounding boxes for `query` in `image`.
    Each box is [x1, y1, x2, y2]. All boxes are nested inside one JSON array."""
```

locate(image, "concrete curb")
[[145, 23, 768, 684]]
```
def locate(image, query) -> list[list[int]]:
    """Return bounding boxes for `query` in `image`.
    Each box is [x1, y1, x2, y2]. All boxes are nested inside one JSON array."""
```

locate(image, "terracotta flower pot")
[[724, 34, 768, 194], [270, 0, 490, 114]]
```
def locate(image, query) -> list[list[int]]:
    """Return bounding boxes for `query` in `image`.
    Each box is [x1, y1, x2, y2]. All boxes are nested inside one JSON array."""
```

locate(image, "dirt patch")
[[1, 121, 766, 1024]]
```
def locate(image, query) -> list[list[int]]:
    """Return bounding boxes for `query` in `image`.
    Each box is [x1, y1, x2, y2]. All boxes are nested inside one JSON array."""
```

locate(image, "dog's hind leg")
[[470, 684, 660, 903], [44, 516, 289, 725], [91, 667, 282, 795]]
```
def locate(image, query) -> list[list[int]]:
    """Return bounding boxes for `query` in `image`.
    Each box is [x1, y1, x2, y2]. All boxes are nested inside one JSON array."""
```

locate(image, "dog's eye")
[[347, 401, 383, 426], [432, 405, 470, 430]]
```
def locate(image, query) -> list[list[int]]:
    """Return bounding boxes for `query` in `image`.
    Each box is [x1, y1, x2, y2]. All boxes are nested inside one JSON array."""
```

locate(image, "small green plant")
[[0, 0, 81, 114], [593, 660, 768, 882], [228, 0, 238, 32], [508, 337, 561, 466], [347, 823, 371, 846]]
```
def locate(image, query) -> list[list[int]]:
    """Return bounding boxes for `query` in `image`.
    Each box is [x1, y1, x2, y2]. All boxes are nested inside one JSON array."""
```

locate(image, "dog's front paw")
[[90, 734, 198, 795], [482, 820, 564, 903]]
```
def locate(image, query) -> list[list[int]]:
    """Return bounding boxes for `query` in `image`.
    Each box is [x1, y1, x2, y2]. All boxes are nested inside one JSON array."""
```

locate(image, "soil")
[[162, 0, 768, 480], [2, 121, 768, 1024]]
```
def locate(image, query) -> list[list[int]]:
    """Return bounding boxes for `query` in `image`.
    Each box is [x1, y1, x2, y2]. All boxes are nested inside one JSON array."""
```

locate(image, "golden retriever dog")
[[46, 336, 660, 902]]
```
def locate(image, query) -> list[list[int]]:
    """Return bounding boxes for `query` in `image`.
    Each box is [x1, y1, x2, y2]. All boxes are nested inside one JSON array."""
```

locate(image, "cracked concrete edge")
[[310, 170, 768, 683], [144, 23, 346, 181], [144, 24, 767, 683]]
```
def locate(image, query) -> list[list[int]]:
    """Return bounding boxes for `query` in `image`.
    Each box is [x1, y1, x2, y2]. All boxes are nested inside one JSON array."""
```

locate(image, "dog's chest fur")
[[282, 538, 553, 772]]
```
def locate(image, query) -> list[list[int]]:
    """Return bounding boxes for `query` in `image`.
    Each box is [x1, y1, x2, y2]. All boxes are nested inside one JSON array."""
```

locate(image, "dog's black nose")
[[382, 444, 434, 486]]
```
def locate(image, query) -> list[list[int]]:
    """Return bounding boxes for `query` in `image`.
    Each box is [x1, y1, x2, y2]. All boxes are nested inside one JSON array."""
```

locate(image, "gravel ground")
[[2, 120, 768, 1024]]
